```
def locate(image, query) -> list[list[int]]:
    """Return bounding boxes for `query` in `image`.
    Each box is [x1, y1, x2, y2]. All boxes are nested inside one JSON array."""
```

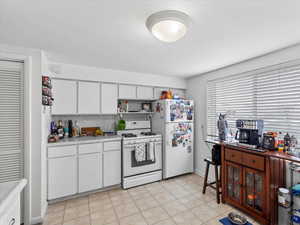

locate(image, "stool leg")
[[202, 162, 209, 194], [215, 165, 220, 204]]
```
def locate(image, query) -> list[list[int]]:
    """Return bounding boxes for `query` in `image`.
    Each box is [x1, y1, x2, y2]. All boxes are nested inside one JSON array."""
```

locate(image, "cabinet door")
[[137, 86, 154, 99], [243, 167, 265, 215], [154, 87, 169, 99], [52, 79, 77, 114], [118, 84, 136, 99], [48, 156, 77, 200], [101, 83, 118, 114], [103, 150, 121, 187], [225, 162, 243, 205], [78, 81, 100, 114], [78, 153, 102, 192], [171, 89, 186, 99]]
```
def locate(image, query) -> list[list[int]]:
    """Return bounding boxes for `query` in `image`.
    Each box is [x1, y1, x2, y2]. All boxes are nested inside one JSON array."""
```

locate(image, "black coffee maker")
[[235, 120, 264, 146]]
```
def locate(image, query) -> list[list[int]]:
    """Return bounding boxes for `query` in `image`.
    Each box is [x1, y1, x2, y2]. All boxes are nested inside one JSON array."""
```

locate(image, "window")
[[207, 59, 300, 142]]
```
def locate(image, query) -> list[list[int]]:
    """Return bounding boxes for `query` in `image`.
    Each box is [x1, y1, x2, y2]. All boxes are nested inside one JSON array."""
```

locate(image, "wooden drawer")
[[78, 143, 103, 154], [225, 148, 242, 164], [104, 141, 121, 151], [48, 145, 77, 158], [242, 153, 265, 171]]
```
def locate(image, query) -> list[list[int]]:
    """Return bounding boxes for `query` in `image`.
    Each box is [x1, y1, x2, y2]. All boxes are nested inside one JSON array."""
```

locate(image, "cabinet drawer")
[[104, 141, 121, 151], [242, 153, 265, 171], [78, 143, 103, 154], [225, 149, 242, 164], [48, 145, 77, 158]]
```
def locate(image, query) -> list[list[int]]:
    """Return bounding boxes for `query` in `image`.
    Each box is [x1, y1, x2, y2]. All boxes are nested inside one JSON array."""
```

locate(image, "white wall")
[[49, 62, 187, 89], [186, 43, 300, 177]]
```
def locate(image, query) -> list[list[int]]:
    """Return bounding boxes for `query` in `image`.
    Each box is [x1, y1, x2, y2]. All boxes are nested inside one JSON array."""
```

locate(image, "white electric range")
[[117, 121, 162, 189]]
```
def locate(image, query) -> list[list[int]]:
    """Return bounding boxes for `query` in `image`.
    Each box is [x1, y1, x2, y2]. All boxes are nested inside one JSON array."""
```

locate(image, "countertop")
[[206, 139, 300, 163], [0, 179, 27, 214], [48, 135, 122, 146]]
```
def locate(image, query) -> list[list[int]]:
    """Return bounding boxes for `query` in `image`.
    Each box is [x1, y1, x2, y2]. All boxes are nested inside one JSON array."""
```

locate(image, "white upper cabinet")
[[171, 89, 186, 99], [137, 86, 154, 100], [52, 79, 77, 114], [78, 81, 100, 114], [154, 87, 169, 99], [101, 83, 118, 114], [118, 84, 136, 99]]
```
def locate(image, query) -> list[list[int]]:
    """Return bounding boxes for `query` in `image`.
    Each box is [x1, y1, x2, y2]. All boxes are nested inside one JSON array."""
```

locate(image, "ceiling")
[[1, 0, 300, 77]]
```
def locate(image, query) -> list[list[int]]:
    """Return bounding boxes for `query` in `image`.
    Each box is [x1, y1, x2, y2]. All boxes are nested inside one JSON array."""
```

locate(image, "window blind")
[[0, 60, 24, 183], [207, 59, 300, 143]]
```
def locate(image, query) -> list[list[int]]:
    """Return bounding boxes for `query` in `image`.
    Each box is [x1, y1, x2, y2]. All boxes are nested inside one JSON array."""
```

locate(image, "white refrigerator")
[[152, 99, 194, 179]]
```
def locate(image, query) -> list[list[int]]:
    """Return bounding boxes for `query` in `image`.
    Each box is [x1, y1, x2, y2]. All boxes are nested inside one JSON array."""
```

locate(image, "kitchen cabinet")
[[48, 155, 77, 200], [52, 79, 77, 114], [103, 141, 121, 187], [101, 83, 118, 114], [243, 168, 265, 214], [171, 88, 186, 99], [154, 87, 169, 99], [118, 84, 136, 99], [222, 147, 268, 224], [225, 162, 242, 205], [78, 143, 103, 192], [103, 150, 121, 187], [137, 86, 154, 100], [78, 81, 100, 114], [78, 153, 102, 192]]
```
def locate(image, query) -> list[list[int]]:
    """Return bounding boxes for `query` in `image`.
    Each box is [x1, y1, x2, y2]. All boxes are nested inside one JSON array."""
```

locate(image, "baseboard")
[[30, 203, 47, 225], [41, 202, 48, 221], [194, 168, 204, 177], [31, 216, 43, 225]]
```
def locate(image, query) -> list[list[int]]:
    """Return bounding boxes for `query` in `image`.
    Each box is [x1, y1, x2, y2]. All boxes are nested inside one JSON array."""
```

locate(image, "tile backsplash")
[[52, 115, 117, 132], [51, 114, 150, 134]]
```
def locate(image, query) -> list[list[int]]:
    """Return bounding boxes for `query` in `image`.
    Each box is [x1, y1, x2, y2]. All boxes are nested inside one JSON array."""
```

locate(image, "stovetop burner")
[[122, 133, 138, 138], [141, 132, 157, 136]]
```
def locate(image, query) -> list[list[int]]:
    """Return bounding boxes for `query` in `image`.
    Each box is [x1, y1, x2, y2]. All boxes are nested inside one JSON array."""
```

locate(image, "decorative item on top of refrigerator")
[[154, 99, 193, 122]]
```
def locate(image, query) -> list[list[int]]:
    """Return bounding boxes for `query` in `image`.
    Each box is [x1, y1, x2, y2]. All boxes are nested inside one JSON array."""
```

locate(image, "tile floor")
[[43, 174, 261, 225]]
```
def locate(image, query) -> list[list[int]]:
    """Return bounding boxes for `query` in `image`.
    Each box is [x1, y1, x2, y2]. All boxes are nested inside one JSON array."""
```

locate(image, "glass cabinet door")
[[226, 162, 242, 204], [243, 168, 264, 213]]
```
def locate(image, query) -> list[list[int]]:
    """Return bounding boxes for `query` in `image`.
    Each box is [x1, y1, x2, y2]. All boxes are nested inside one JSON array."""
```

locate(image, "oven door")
[[123, 142, 162, 177]]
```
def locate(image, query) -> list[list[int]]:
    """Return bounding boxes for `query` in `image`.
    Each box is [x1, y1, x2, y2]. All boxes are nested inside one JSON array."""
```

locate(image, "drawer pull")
[[9, 218, 15, 225], [252, 160, 256, 163], [231, 154, 235, 158]]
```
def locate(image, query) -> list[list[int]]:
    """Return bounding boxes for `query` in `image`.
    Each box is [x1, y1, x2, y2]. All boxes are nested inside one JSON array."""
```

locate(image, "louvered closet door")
[[0, 60, 24, 183]]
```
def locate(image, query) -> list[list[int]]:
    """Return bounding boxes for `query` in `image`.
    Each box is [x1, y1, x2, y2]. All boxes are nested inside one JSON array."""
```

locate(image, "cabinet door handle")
[[252, 160, 256, 163], [231, 154, 235, 158], [9, 218, 15, 225]]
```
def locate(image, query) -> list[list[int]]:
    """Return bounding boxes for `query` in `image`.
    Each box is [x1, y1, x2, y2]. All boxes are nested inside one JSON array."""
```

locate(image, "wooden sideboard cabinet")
[[221, 146, 285, 225]]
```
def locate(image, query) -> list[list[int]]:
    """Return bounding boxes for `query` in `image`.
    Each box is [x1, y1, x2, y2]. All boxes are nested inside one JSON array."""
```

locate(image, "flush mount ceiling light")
[[146, 10, 190, 43]]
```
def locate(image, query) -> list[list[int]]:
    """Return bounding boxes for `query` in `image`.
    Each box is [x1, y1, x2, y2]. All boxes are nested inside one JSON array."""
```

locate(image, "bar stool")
[[202, 145, 222, 204]]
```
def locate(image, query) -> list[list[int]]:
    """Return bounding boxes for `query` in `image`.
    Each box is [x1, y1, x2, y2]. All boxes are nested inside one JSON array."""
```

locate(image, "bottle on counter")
[[63, 120, 69, 137], [73, 120, 80, 137], [68, 120, 73, 138], [50, 121, 57, 135], [57, 120, 64, 139]]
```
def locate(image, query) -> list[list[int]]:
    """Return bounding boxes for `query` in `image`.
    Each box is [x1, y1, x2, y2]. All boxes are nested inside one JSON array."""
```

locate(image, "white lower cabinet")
[[48, 156, 77, 200], [103, 150, 121, 187], [47, 140, 121, 200], [78, 153, 103, 193]]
